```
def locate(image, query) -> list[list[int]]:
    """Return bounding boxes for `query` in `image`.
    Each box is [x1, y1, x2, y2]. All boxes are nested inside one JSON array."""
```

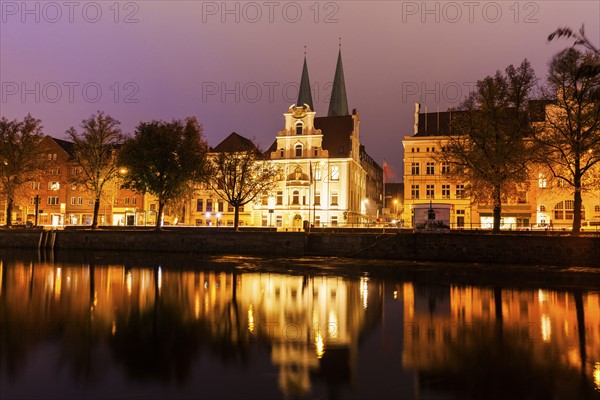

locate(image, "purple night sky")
[[1, 1, 599, 180]]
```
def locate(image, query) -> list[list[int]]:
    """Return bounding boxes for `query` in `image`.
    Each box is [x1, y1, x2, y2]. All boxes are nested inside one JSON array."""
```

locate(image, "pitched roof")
[[212, 132, 259, 153], [265, 139, 277, 156], [297, 56, 314, 111], [327, 48, 349, 117], [315, 115, 354, 158], [49, 137, 75, 156]]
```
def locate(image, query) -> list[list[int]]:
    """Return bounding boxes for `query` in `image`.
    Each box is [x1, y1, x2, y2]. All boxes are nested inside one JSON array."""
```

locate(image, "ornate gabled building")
[[252, 49, 382, 229]]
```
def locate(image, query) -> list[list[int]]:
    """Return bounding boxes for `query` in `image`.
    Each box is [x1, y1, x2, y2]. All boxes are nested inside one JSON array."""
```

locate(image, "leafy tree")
[[0, 115, 47, 227], [436, 60, 537, 233], [533, 48, 600, 233], [66, 111, 124, 229], [206, 138, 279, 231], [118, 117, 209, 229]]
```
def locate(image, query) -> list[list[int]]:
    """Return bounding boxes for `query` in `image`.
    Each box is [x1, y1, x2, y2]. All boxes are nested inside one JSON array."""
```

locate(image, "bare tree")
[[118, 117, 209, 229], [206, 139, 279, 231], [0, 115, 47, 227], [66, 112, 124, 229], [533, 48, 600, 234], [436, 60, 537, 233], [548, 25, 600, 55]]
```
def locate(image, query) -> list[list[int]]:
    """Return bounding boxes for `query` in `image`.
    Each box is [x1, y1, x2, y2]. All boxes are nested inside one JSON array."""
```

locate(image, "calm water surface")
[[0, 250, 599, 400]]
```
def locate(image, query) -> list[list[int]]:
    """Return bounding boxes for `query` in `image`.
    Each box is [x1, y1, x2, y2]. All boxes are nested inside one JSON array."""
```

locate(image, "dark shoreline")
[[2, 228, 600, 269]]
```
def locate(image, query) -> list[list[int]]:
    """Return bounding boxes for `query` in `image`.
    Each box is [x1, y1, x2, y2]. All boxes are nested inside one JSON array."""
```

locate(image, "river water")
[[0, 250, 599, 399]]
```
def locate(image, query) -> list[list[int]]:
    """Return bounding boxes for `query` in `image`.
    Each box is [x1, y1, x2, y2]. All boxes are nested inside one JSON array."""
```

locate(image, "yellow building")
[[402, 102, 600, 230]]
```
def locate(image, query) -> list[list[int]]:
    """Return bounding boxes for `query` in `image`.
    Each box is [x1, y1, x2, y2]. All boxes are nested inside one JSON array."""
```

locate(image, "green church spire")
[[327, 45, 349, 117], [297, 53, 314, 111]]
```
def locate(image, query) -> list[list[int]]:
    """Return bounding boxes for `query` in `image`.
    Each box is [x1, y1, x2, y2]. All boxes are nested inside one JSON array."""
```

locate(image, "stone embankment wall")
[[0, 229, 306, 257], [1, 230, 599, 267], [307, 232, 600, 267]]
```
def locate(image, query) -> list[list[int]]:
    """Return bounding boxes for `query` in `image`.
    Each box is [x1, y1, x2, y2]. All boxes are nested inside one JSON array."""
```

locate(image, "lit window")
[[411, 185, 419, 199], [331, 192, 338, 206], [442, 184, 450, 199], [538, 174, 547, 188], [426, 162, 435, 175], [314, 167, 321, 181], [426, 184, 434, 199], [411, 162, 420, 175], [331, 165, 339, 181], [456, 184, 465, 199], [331, 216, 338, 227], [78, 197, 82, 206], [554, 200, 585, 220], [276, 191, 283, 205], [441, 162, 450, 174]]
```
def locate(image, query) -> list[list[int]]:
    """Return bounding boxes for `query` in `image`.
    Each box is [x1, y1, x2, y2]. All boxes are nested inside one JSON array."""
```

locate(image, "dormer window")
[[295, 144, 302, 157], [296, 123, 303, 135]]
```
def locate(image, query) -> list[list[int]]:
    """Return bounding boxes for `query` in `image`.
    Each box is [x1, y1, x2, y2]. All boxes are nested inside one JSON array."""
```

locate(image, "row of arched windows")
[[541, 200, 599, 220]]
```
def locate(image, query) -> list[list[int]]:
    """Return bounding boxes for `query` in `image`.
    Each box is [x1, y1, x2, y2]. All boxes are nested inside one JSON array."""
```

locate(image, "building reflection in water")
[[0, 258, 383, 398], [0, 256, 599, 398], [400, 282, 600, 397]]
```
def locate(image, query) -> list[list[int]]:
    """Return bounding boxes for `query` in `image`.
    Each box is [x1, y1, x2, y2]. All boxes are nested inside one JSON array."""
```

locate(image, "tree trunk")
[[92, 197, 101, 229], [234, 204, 240, 232], [156, 201, 165, 230], [492, 186, 502, 233], [572, 174, 582, 234], [6, 196, 14, 227]]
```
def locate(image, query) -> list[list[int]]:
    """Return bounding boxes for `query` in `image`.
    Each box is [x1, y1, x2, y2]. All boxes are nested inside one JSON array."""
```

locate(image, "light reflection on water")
[[0, 252, 599, 399]]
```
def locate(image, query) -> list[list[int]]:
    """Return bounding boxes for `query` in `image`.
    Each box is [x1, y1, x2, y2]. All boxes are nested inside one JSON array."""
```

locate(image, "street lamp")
[[216, 212, 222, 226]]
